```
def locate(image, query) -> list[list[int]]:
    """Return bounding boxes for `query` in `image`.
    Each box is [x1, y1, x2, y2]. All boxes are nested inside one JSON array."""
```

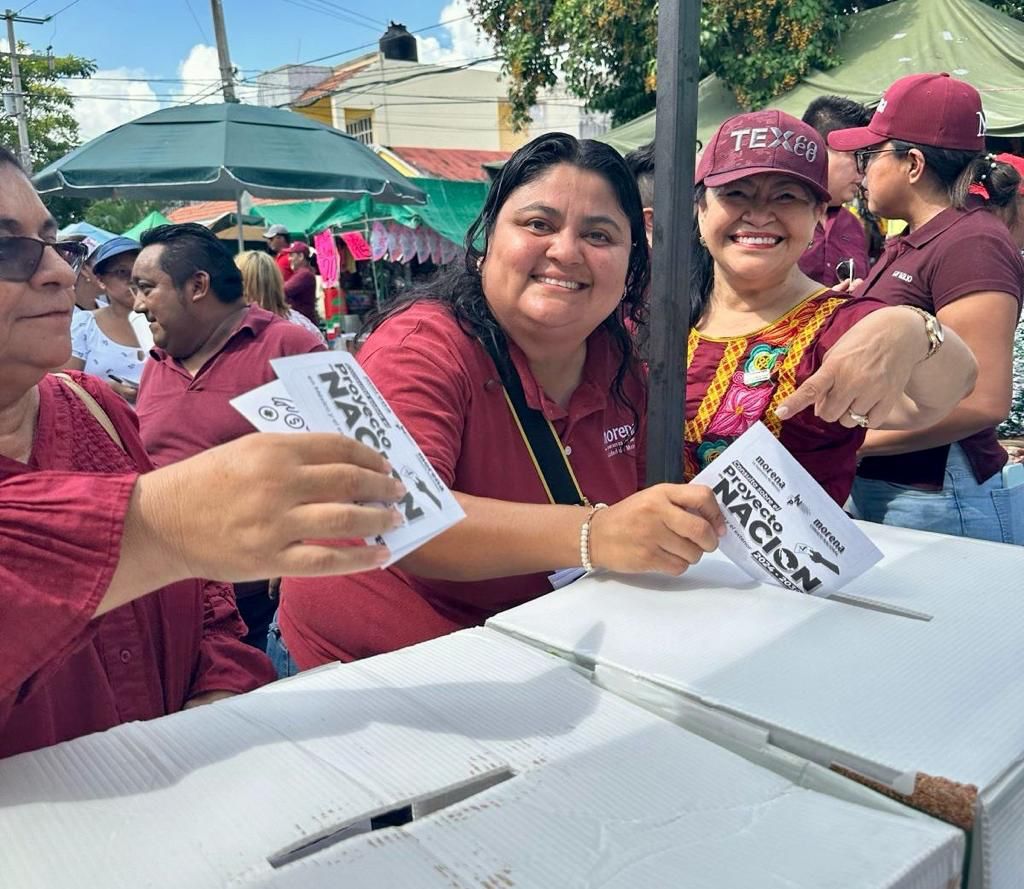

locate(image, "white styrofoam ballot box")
[[0, 628, 962, 889], [488, 522, 1024, 889]]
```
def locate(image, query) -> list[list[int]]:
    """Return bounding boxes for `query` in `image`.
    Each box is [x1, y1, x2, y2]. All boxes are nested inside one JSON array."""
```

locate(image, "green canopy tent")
[[121, 209, 172, 241], [600, 0, 1024, 153], [253, 178, 488, 247]]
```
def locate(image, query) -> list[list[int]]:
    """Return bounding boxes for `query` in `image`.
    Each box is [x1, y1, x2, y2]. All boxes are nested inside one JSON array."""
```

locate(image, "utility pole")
[[4, 8, 48, 173], [209, 0, 237, 103]]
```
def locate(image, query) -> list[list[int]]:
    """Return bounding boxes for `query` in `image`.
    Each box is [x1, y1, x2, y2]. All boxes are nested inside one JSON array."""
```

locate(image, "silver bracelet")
[[580, 503, 608, 573]]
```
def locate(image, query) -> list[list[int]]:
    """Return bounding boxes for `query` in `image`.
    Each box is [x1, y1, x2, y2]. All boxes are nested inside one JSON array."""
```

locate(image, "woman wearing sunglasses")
[[829, 73, 1024, 544], [65, 236, 146, 404]]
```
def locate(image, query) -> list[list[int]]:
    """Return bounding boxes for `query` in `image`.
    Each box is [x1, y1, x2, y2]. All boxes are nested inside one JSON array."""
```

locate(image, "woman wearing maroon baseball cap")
[[829, 73, 1024, 544], [680, 108, 977, 506]]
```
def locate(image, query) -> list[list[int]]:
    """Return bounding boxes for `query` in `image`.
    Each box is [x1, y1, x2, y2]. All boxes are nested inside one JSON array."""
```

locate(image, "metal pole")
[[5, 10, 32, 172], [209, 0, 237, 103], [645, 0, 702, 485], [235, 193, 245, 253]]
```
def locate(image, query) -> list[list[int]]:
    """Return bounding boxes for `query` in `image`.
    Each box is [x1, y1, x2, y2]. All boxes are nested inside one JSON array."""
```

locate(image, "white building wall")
[[255, 65, 332, 108], [330, 58, 508, 149]]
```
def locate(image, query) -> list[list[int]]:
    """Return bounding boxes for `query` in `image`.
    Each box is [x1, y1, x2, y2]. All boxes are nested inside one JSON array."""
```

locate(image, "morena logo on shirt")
[[603, 423, 636, 458], [726, 127, 819, 163], [892, 270, 914, 283]]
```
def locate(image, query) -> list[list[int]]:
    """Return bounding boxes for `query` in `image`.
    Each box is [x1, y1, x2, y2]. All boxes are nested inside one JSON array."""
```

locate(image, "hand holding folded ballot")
[[232, 352, 466, 568], [587, 484, 726, 576], [102, 433, 405, 617]]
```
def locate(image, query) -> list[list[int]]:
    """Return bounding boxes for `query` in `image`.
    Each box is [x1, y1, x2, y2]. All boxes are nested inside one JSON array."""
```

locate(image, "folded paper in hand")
[[230, 353, 464, 566], [692, 422, 882, 596]]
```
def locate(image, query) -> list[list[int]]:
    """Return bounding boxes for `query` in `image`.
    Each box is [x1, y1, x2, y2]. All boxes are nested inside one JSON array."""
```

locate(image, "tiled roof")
[[296, 59, 374, 105], [166, 198, 295, 225], [388, 146, 512, 182]]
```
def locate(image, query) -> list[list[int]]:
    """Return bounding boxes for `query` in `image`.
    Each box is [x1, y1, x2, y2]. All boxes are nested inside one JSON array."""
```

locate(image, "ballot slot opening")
[[267, 766, 516, 868]]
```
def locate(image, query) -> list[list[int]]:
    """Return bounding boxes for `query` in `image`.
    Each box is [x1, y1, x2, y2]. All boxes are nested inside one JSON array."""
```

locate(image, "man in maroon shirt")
[[263, 223, 294, 282], [798, 95, 872, 286], [132, 223, 326, 649], [282, 240, 320, 326]]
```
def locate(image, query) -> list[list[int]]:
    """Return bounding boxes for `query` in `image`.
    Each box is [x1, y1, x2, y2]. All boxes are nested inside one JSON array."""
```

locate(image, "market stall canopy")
[[32, 102, 427, 205], [600, 0, 1024, 153], [255, 178, 488, 247], [121, 209, 172, 240], [56, 221, 116, 243]]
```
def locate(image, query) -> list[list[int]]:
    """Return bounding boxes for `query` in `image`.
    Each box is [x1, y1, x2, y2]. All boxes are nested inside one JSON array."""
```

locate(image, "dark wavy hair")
[[140, 223, 243, 304], [884, 141, 1021, 210], [367, 132, 650, 419]]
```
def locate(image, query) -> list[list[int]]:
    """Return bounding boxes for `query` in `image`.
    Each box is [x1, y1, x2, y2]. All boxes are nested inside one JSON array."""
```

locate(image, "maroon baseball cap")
[[828, 73, 986, 152], [696, 109, 831, 203], [282, 241, 310, 255]]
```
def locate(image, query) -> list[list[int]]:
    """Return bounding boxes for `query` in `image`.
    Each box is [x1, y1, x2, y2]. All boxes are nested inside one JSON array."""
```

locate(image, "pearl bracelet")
[[580, 503, 608, 573]]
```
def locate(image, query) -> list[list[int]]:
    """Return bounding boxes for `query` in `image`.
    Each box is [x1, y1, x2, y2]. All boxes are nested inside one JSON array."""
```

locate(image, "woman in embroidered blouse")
[[682, 110, 977, 504]]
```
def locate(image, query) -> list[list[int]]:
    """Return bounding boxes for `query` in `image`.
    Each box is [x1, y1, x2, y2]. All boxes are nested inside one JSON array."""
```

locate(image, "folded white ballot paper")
[[230, 353, 464, 566], [691, 422, 882, 596]]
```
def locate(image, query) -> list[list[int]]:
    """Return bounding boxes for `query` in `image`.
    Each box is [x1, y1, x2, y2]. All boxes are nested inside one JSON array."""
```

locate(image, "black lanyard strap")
[[479, 335, 587, 507]]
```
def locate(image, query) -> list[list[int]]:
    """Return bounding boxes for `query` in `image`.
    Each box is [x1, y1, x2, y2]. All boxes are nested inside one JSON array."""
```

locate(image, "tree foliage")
[[468, 0, 1024, 126], [83, 199, 166, 235], [0, 45, 97, 223]]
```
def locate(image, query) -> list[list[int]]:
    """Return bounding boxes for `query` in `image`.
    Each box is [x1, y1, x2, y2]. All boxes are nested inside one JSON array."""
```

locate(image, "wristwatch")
[[905, 306, 944, 360]]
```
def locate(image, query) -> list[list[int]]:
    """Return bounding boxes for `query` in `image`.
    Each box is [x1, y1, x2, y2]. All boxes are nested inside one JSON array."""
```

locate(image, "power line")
[[278, 0, 382, 32], [183, 0, 210, 43], [233, 14, 473, 86], [46, 0, 84, 16]]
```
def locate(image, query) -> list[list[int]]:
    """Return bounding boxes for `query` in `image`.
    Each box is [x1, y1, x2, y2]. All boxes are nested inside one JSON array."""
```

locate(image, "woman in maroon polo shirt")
[[275, 133, 732, 669], [681, 109, 976, 505], [274, 131, 976, 673], [829, 73, 1024, 544]]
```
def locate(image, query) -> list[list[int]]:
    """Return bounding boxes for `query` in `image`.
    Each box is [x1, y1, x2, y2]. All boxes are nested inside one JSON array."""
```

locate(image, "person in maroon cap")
[[829, 73, 1024, 543], [679, 108, 976, 505], [282, 240, 321, 327]]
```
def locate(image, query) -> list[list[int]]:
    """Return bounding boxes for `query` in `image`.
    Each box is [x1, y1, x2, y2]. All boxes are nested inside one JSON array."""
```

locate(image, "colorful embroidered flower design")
[[706, 371, 776, 437], [744, 343, 787, 379], [697, 438, 731, 468]]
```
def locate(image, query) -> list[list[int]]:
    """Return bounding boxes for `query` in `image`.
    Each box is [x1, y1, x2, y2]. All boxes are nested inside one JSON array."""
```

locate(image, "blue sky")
[[10, 0, 496, 138]]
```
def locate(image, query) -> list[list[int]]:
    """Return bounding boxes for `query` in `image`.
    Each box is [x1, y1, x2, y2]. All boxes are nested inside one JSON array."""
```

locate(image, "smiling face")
[[698, 172, 825, 288], [480, 163, 632, 352], [0, 164, 77, 396]]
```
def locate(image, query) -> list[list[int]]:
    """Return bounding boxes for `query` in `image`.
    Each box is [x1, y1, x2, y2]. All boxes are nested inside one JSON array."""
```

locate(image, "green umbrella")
[[33, 102, 426, 248]]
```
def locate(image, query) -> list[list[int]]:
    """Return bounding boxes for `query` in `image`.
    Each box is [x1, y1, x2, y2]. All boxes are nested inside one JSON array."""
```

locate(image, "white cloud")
[[170, 44, 225, 105], [65, 68, 160, 141], [419, 0, 499, 69], [171, 43, 259, 105]]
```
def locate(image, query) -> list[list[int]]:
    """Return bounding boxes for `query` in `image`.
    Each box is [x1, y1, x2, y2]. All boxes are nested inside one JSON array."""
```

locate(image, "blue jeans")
[[266, 611, 301, 679], [851, 444, 1024, 545]]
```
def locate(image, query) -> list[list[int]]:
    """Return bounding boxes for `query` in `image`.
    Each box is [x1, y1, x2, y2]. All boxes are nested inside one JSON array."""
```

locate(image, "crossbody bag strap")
[[52, 372, 127, 454], [479, 336, 587, 506]]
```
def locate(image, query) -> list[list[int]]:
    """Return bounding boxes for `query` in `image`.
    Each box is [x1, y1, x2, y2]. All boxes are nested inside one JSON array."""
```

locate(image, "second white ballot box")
[[488, 523, 1024, 889]]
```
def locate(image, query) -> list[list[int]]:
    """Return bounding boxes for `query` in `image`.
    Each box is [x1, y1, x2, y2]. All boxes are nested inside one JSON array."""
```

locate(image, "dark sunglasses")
[[0, 237, 88, 282], [854, 148, 904, 175]]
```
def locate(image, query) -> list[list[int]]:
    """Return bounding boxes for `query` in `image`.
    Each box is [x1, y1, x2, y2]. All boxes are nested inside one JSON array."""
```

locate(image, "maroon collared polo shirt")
[[856, 204, 1024, 486], [799, 205, 871, 287], [136, 303, 326, 467], [279, 300, 647, 667]]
